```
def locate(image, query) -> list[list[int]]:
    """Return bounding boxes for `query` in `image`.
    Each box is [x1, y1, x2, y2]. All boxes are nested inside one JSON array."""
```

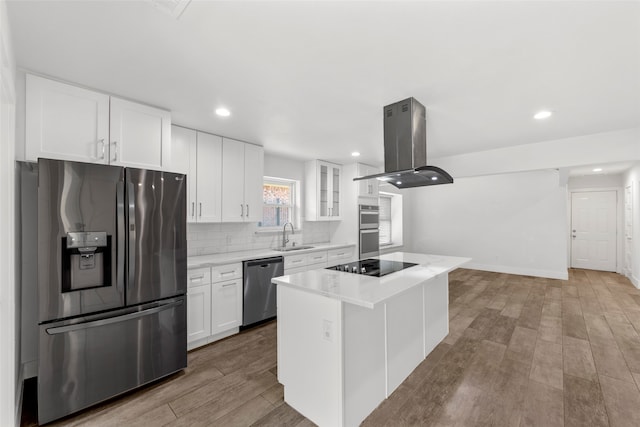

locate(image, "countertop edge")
[[272, 253, 471, 309], [188, 243, 356, 268]]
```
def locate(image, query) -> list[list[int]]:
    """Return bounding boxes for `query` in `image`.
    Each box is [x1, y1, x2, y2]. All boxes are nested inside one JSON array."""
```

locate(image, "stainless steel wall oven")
[[359, 204, 380, 258]]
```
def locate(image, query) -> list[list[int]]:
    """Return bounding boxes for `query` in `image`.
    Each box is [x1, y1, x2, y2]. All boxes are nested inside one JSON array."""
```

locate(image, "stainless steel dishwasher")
[[243, 256, 284, 327]]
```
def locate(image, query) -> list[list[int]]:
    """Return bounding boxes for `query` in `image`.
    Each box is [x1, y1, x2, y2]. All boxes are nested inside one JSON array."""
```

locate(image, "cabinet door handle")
[[190, 274, 204, 281], [220, 270, 235, 276], [199, 202, 202, 217], [191, 202, 195, 218], [111, 141, 118, 162], [240, 204, 244, 217], [222, 283, 236, 288], [291, 259, 303, 264], [246, 204, 249, 218], [97, 139, 105, 160]]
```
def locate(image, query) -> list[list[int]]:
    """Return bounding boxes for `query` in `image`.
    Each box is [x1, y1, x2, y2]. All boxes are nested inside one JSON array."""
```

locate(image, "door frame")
[[568, 187, 623, 273]]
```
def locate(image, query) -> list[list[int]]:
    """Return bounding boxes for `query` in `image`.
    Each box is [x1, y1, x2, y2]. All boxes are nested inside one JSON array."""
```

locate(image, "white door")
[[221, 138, 247, 222], [170, 126, 197, 221], [196, 132, 222, 222], [187, 284, 211, 343], [109, 97, 170, 170], [571, 191, 617, 271], [211, 279, 242, 335], [243, 143, 264, 222], [25, 74, 110, 164], [624, 184, 633, 277]]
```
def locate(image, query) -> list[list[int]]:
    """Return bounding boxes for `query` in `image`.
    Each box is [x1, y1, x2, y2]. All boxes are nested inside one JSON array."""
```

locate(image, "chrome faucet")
[[282, 222, 295, 248]]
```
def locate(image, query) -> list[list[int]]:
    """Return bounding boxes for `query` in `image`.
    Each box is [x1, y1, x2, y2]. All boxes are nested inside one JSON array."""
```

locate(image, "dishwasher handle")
[[244, 256, 284, 268]]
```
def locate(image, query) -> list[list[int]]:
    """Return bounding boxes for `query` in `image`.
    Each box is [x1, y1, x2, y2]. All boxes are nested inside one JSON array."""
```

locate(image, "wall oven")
[[359, 205, 380, 258]]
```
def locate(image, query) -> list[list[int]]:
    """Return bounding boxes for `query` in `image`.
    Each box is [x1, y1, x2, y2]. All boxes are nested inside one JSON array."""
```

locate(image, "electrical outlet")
[[322, 319, 333, 342]]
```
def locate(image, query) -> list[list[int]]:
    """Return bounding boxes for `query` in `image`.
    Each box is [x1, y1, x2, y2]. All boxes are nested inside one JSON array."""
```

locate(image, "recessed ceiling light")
[[215, 107, 230, 117], [592, 168, 603, 172], [351, 151, 360, 157], [534, 110, 552, 120]]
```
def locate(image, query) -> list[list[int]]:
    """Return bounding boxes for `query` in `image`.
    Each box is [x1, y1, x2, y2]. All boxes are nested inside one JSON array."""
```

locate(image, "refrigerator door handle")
[[127, 182, 136, 290], [116, 181, 126, 293], [45, 299, 184, 335]]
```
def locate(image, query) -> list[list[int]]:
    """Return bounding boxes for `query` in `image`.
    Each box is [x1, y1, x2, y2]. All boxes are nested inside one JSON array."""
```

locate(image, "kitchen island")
[[272, 252, 470, 427]]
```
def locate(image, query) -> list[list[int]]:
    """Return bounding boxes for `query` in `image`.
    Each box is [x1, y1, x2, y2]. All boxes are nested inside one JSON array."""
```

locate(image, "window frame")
[[258, 176, 299, 230], [378, 193, 393, 246]]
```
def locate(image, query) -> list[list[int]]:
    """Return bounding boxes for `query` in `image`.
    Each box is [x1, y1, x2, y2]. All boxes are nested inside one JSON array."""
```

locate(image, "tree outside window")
[[260, 178, 296, 228]]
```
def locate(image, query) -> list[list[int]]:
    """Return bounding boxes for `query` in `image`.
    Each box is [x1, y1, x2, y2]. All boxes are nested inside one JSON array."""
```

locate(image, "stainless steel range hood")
[[354, 97, 453, 189]]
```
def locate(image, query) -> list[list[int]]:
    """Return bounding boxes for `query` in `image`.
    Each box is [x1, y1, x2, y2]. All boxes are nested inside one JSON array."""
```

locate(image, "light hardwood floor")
[[22, 268, 640, 426]]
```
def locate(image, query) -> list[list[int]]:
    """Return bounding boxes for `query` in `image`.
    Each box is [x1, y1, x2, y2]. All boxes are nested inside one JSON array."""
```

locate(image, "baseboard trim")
[[631, 275, 640, 289], [464, 262, 569, 280]]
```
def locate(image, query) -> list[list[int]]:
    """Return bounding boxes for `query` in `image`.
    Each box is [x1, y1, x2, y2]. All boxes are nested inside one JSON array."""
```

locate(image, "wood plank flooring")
[[21, 268, 640, 426]]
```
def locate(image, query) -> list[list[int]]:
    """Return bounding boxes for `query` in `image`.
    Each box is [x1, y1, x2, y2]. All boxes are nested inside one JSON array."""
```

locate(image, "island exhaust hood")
[[354, 97, 453, 189]]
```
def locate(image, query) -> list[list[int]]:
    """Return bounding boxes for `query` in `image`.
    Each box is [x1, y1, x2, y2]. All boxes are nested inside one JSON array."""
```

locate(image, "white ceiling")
[[6, 1, 640, 170]]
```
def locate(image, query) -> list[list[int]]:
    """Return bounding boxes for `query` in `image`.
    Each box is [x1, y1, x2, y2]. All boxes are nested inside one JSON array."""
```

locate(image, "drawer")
[[328, 247, 355, 265], [284, 265, 309, 275], [307, 251, 328, 265], [211, 262, 242, 283], [187, 267, 211, 288], [284, 253, 307, 270]]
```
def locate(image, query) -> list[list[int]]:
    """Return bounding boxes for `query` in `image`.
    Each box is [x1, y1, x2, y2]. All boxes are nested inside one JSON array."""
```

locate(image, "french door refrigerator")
[[35, 158, 187, 424]]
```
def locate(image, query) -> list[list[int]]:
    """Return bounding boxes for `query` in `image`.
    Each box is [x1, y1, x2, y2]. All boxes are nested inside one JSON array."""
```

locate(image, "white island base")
[[275, 253, 470, 427]]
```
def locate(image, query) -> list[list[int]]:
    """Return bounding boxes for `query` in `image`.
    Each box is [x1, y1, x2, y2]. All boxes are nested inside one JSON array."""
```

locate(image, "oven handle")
[[360, 229, 380, 234], [45, 300, 184, 335]]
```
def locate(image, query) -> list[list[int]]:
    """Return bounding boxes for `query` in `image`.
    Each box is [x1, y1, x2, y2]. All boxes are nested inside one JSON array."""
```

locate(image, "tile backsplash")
[[187, 221, 333, 257]]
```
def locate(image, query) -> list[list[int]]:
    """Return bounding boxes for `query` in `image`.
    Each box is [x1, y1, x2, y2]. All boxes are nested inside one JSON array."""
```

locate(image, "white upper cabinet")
[[221, 138, 264, 222], [109, 97, 171, 170], [171, 126, 222, 223], [357, 163, 380, 199], [26, 74, 110, 164], [26, 74, 171, 170], [195, 132, 223, 222], [305, 160, 342, 221]]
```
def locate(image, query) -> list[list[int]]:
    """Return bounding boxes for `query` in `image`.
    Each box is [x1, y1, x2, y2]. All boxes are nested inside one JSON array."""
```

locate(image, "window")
[[259, 177, 297, 228], [379, 194, 392, 245], [379, 191, 403, 247]]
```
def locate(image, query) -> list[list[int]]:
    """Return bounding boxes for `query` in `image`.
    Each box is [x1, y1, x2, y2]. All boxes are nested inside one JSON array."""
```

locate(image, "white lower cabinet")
[[284, 246, 355, 275], [327, 246, 355, 266], [187, 263, 243, 350], [211, 278, 242, 335], [187, 283, 211, 343], [284, 251, 328, 275]]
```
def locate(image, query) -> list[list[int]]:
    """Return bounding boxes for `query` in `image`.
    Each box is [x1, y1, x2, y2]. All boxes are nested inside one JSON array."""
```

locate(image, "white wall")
[[568, 173, 623, 190], [432, 127, 640, 178], [624, 163, 640, 288], [0, 0, 17, 424], [406, 170, 568, 279]]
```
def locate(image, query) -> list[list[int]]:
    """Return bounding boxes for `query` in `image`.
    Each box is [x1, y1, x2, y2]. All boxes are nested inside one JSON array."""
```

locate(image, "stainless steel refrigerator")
[[33, 158, 187, 424]]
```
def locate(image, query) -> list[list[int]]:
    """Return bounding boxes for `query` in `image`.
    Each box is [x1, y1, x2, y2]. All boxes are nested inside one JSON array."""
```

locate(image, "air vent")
[[146, 0, 191, 19], [386, 108, 393, 118], [401, 103, 409, 112]]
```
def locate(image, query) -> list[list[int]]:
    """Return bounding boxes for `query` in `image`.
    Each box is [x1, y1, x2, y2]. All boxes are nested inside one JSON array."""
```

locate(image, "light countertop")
[[272, 252, 471, 309], [188, 242, 356, 268]]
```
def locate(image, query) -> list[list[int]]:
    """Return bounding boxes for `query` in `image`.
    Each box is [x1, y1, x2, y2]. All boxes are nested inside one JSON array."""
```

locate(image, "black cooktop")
[[326, 258, 418, 277]]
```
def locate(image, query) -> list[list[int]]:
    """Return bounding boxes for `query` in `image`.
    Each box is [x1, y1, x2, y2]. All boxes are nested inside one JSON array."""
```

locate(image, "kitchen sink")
[[273, 245, 314, 252]]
